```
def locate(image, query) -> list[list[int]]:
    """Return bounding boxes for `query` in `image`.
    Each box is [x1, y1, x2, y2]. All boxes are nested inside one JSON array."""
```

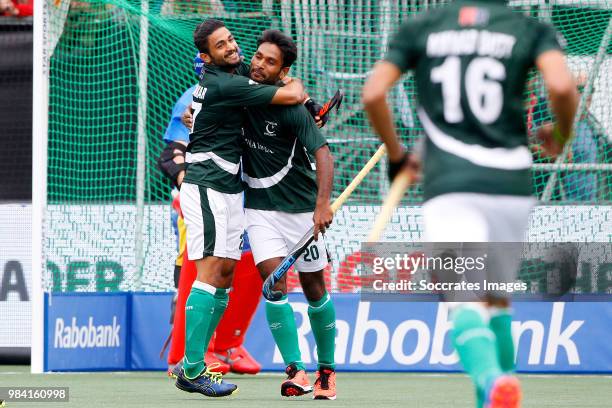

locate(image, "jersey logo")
[[459, 7, 489, 27], [264, 121, 279, 137], [248, 79, 259, 85]]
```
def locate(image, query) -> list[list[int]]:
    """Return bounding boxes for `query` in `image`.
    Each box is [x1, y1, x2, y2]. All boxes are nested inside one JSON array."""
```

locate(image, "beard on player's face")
[[249, 43, 287, 85], [250, 66, 282, 85], [204, 28, 242, 71], [208, 48, 241, 70]]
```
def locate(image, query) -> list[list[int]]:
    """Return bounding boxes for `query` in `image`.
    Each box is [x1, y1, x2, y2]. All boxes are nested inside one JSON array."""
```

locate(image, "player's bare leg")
[[300, 271, 337, 400]]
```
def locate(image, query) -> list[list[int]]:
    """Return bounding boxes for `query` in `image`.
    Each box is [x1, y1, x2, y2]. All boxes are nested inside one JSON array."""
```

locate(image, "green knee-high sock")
[[203, 287, 230, 349], [451, 305, 502, 393], [489, 307, 515, 373], [307, 292, 336, 370], [183, 284, 216, 379], [265, 295, 304, 370], [476, 385, 484, 408]]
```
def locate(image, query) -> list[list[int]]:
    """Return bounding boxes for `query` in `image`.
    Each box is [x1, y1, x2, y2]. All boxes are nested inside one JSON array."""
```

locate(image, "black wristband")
[[304, 98, 328, 126], [387, 153, 409, 182]]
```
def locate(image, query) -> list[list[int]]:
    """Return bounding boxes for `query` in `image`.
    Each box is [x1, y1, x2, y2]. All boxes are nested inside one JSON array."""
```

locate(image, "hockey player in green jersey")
[[242, 30, 338, 400], [363, 1, 578, 407]]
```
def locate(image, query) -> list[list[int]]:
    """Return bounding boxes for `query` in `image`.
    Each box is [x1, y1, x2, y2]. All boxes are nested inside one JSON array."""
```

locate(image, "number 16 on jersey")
[[431, 56, 505, 124]]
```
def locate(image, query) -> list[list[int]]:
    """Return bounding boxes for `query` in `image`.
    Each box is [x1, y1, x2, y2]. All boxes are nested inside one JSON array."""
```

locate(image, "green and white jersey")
[[384, 0, 561, 200], [183, 63, 279, 194], [242, 104, 327, 212]]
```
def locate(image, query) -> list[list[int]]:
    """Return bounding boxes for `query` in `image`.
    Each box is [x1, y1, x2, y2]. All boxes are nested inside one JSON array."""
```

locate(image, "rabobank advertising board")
[[44, 292, 612, 373], [45, 293, 128, 371], [244, 295, 612, 373]]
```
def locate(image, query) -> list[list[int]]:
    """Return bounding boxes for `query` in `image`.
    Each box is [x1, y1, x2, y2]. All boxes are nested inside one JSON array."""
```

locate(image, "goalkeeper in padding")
[[157, 54, 262, 376]]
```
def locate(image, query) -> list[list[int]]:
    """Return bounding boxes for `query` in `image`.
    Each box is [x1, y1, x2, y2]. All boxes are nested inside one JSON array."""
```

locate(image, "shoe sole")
[[314, 394, 337, 400], [175, 381, 239, 398], [230, 367, 261, 375], [487, 376, 521, 408], [281, 382, 313, 397]]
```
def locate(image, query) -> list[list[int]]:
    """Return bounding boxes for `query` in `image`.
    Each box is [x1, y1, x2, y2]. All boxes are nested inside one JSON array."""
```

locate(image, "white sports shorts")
[[423, 192, 536, 299], [245, 209, 328, 272], [180, 182, 244, 261], [423, 192, 535, 242]]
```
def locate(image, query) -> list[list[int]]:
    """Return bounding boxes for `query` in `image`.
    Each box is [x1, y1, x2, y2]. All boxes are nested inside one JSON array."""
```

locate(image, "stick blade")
[[318, 89, 344, 117]]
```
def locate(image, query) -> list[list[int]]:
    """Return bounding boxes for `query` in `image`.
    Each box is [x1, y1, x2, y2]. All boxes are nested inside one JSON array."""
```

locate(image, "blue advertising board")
[[45, 293, 129, 371], [45, 292, 612, 373], [243, 294, 612, 373], [130, 293, 174, 370]]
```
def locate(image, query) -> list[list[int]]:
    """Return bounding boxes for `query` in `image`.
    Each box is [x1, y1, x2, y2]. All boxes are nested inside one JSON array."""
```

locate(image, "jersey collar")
[[203, 63, 222, 75], [203, 63, 239, 76]]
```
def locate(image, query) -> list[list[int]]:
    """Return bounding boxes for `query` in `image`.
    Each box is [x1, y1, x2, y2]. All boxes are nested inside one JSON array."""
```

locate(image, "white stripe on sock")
[[489, 306, 512, 317], [452, 303, 491, 323], [308, 293, 330, 310], [265, 297, 288, 305]]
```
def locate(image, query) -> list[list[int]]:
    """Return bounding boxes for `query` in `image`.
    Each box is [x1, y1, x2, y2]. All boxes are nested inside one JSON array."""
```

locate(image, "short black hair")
[[256, 29, 298, 68], [194, 19, 226, 53]]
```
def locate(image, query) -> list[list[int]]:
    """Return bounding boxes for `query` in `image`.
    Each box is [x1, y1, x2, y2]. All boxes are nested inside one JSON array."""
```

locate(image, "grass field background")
[[1, 366, 610, 407]]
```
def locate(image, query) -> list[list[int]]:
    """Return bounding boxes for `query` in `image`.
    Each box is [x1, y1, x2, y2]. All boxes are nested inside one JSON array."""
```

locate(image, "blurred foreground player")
[[242, 30, 337, 399], [363, 1, 578, 407], [157, 55, 263, 376]]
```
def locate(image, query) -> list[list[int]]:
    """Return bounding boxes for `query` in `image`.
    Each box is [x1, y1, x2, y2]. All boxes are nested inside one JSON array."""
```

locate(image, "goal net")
[[32, 0, 611, 367]]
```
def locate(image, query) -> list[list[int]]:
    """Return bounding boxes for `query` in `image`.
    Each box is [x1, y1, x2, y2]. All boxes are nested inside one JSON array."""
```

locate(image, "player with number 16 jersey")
[[383, 1, 563, 200], [363, 1, 578, 407]]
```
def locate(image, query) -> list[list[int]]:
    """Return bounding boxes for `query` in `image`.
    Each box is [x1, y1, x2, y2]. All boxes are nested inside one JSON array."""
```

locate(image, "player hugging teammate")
[[173, 19, 338, 399]]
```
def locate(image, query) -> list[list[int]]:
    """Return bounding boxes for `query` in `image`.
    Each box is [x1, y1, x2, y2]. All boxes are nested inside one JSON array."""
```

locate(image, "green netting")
[[42, 0, 612, 293]]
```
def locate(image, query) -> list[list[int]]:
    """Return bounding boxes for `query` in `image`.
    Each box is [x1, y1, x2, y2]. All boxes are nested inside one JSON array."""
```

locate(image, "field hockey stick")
[[366, 170, 415, 242], [262, 144, 387, 301], [159, 330, 172, 359], [318, 89, 344, 118]]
